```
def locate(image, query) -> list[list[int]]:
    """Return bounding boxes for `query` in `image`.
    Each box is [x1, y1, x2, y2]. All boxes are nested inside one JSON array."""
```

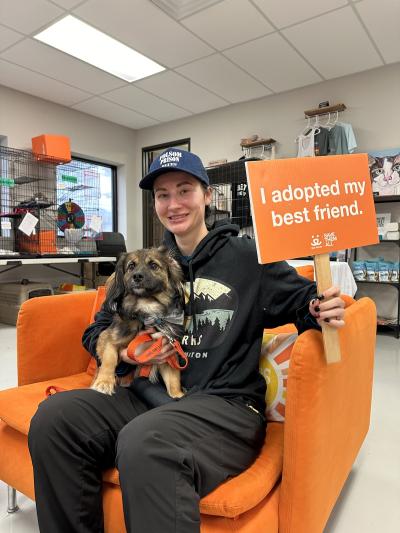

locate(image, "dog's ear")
[[103, 253, 127, 313], [157, 244, 168, 254], [161, 248, 184, 298]]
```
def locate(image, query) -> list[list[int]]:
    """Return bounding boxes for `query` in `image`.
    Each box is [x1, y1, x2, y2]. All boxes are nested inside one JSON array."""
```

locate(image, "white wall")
[[136, 62, 400, 167]]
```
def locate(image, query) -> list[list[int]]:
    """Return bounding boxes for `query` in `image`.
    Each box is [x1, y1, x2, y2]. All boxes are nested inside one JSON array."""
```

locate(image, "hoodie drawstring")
[[188, 259, 198, 335]]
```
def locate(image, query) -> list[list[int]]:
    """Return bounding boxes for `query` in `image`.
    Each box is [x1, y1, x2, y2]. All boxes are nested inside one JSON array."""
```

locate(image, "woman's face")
[[153, 172, 211, 237]]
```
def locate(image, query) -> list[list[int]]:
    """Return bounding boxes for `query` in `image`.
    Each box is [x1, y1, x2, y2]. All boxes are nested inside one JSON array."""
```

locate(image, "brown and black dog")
[[91, 246, 185, 397]]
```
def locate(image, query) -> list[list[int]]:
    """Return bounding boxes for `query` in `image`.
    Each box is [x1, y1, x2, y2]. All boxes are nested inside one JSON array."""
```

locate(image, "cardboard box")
[[32, 134, 71, 163]]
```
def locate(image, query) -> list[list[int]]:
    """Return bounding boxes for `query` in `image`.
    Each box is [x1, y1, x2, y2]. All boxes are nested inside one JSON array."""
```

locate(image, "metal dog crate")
[[206, 159, 256, 237], [0, 280, 53, 325], [0, 146, 101, 257]]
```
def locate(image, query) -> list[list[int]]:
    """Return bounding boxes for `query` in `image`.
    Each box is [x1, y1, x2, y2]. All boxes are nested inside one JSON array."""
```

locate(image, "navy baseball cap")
[[139, 148, 209, 190]]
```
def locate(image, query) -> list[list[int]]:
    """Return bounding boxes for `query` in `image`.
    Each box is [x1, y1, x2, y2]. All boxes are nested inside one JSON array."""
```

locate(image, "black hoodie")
[[82, 221, 318, 411]]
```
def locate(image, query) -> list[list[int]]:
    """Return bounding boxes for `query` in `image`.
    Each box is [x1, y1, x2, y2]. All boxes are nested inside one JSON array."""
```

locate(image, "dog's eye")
[[149, 262, 159, 271], [127, 262, 136, 271]]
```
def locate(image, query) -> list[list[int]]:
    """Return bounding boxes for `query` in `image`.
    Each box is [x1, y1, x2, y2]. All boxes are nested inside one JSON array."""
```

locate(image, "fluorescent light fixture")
[[34, 15, 165, 82]]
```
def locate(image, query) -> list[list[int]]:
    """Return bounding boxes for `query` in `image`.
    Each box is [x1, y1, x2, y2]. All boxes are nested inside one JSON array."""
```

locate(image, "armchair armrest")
[[279, 297, 376, 533], [17, 291, 97, 386]]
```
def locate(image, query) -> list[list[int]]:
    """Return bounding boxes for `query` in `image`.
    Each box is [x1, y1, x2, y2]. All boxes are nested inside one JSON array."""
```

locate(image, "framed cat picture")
[[369, 148, 400, 196]]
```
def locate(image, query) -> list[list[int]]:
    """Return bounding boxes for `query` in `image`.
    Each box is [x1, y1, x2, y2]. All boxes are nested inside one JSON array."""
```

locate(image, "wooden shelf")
[[240, 138, 276, 148], [304, 103, 346, 117], [374, 195, 400, 203], [356, 280, 400, 288]]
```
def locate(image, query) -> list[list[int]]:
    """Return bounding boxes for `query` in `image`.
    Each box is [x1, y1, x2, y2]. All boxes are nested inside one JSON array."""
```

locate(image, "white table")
[[0, 256, 117, 287], [288, 259, 357, 297]]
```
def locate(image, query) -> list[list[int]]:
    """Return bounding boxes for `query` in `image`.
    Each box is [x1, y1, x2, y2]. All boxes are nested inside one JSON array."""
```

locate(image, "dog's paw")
[[168, 390, 185, 399], [91, 378, 116, 395]]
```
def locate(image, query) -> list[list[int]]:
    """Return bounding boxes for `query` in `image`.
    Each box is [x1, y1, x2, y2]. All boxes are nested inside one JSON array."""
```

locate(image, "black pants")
[[28, 387, 265, 533]]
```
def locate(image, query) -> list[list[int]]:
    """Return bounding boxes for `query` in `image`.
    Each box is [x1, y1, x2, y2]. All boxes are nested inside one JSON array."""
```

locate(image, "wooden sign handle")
[[314, 253, 341, 364]]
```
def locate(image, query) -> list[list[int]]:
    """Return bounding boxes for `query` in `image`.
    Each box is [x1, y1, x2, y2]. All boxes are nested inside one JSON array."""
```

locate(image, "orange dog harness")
[[126, 333, 188, 378]]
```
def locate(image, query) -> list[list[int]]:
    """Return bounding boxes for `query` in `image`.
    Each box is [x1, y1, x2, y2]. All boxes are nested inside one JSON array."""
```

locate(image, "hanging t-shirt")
[[297, 128, 316, 157], [231, 182, 252, 229], [329, 125, 349, 155], [314, 127, 330, 156], [337, 122, 357, 153]]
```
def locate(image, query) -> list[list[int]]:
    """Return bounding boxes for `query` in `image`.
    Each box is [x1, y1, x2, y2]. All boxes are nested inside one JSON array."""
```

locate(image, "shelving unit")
[[304, 103, 346, 117], [240, 138, 276, 159], [354, 196, 400, 338]]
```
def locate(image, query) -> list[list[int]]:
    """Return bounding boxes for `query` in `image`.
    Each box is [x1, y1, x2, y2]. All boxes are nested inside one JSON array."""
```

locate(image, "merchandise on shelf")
[[351, 258, 399, 283]]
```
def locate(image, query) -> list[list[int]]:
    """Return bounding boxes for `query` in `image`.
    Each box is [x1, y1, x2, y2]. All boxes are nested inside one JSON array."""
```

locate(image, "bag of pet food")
[[365, 261, 378, 281], [352, 261, 366, 281], [391, 262, 399, 283], [378, 261, 390, 282]]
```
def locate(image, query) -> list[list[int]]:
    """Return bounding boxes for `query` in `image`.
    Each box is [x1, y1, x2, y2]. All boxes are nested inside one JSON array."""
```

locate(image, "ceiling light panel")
[[34, 15, 165, 82]]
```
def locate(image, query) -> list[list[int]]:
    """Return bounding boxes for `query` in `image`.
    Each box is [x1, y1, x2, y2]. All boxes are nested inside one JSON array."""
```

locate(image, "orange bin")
[[32, 134, 71, 163], [17, 229, 57, 255]]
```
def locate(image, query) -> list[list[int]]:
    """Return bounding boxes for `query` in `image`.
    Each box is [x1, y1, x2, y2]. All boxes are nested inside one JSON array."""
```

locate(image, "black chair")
[[95, 232, 127, 277]]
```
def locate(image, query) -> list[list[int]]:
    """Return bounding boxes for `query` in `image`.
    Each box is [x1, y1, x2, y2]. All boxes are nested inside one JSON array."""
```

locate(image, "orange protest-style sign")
[[246, 154, 379, 264]]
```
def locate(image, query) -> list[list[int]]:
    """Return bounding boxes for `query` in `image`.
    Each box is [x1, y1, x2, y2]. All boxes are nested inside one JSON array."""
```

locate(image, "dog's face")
[[122, 248, 173, 296], [104, 246, 183, 314]]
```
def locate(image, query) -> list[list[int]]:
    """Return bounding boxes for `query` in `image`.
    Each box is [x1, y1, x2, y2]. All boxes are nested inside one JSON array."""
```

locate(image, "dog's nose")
[[133, 273, 144, 282]]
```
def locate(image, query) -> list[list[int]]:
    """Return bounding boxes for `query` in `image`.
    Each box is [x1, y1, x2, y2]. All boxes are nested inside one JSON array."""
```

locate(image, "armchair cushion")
[[199, 423, 283, 517], [0, 373, 91, 435]]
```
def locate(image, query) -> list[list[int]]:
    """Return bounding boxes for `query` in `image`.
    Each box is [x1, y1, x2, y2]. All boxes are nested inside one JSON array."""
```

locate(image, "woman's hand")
[[309, 286, 345, 329], [119, 328, 177, 365]]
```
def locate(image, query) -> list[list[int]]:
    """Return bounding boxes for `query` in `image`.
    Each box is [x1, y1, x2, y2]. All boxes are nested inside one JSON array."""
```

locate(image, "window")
[[56, 157, 117, 234]]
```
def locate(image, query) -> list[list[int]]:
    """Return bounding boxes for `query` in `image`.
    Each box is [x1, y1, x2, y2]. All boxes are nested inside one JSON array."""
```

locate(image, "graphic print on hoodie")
[[182, 277, 238, 356]]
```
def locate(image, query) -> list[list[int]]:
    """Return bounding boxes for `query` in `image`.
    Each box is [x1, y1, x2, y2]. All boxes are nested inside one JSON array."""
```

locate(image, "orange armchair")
[[0, 283, 376, 532]]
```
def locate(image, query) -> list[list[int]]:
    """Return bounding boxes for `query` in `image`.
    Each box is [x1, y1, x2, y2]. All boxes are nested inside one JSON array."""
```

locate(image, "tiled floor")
[[0, 323, 399, 532]]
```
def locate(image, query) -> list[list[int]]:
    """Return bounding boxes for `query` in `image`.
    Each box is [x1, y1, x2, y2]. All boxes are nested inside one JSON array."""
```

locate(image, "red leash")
[[126, 333, 188, 377]]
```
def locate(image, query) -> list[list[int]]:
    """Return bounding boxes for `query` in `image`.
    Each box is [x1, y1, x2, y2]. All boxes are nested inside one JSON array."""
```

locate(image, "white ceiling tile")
[[50, 0, 86, 8], [135, 70, 229, 113], [0, 25, 24, 52], [1, 39, 126, 94], [72, 97, 159, 129], [224, 33, 322, 92], [176, 54, 272, 103], [356, 0, 400, 64], [0, 0, 63, 35], [0, 59, 91, 106], [74, 0, 213, 68], [283, 7, 383, 79], [181, 0, 274, 50], [252, 0, 348, 28], [102, 85, 192, 122]]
